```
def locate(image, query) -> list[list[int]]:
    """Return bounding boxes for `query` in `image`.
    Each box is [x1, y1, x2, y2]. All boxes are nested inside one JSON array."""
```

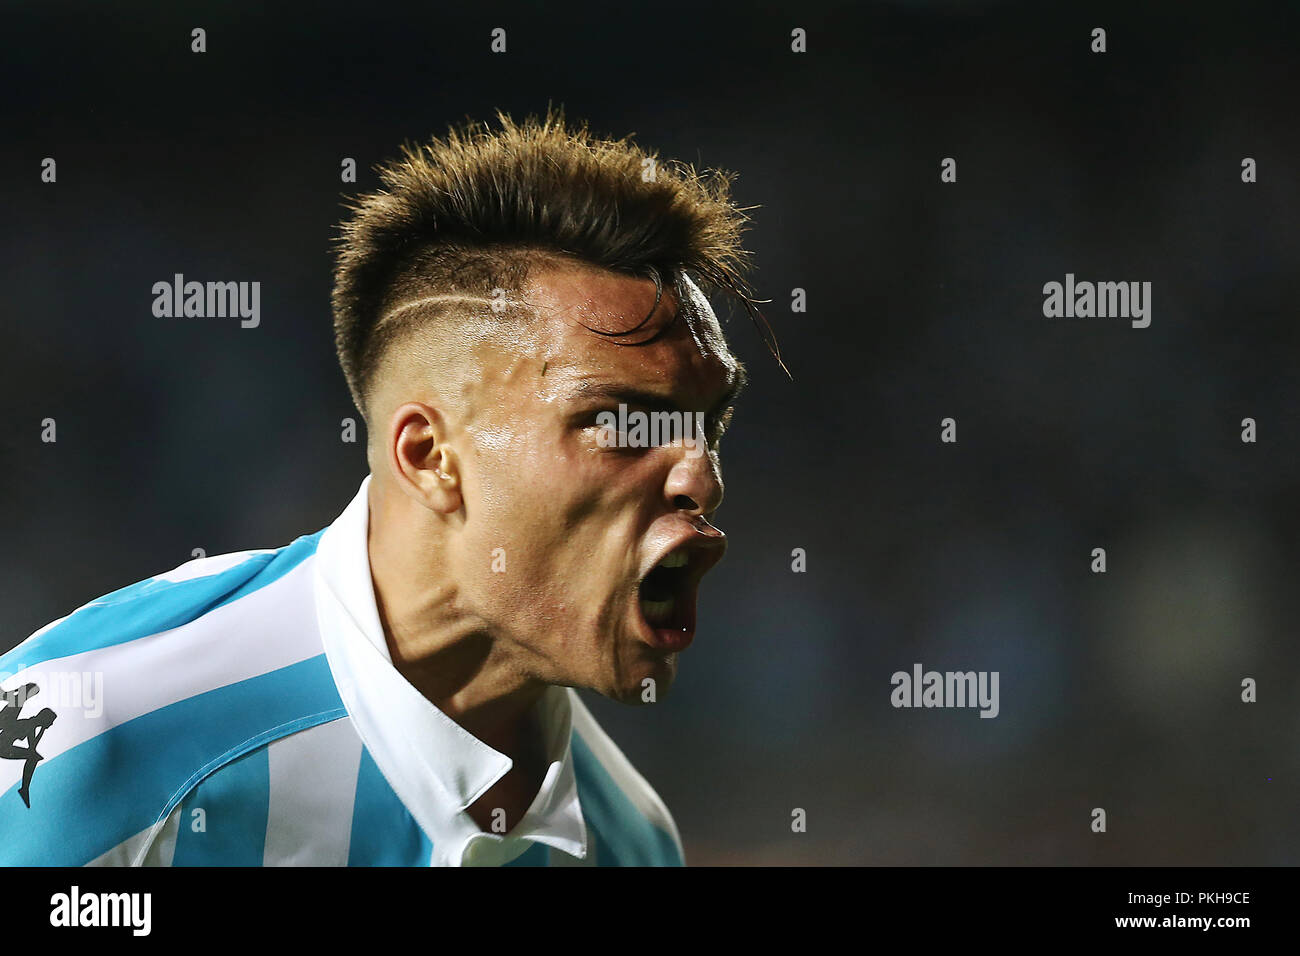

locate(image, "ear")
[[384, 401, 463, 514]]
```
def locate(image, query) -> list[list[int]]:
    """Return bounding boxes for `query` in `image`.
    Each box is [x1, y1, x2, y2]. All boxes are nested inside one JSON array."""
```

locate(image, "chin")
[[605, 652, 678, 705]]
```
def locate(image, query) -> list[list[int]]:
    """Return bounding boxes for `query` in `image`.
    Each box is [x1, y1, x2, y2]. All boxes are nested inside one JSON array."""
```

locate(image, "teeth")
[[659, 552, 688, 570], [640, 595, 676, 624]]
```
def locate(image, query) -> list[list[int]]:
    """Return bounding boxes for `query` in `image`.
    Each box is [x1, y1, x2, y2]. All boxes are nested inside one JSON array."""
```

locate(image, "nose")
[[664, 445, 724, 517]]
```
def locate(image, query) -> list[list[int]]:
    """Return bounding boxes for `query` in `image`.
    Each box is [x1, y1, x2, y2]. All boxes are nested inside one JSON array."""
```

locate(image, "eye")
[[582, 409, 616, 429], [578, 407, 646, 454]]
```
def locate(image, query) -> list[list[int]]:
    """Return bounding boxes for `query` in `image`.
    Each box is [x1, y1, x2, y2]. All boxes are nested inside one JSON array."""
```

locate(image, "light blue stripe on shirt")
[[0, 531, 323, 675], [571, 733, 683, 866], [347, 746, 433, 866], [171, 747, 271, 866], [0, 653, 345, 866]]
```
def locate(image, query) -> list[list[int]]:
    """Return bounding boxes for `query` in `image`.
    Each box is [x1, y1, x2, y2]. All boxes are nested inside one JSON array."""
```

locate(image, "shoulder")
[[1, 532, 325, 678], [0, 532, 344, 866], [567, 689, 685, 866]]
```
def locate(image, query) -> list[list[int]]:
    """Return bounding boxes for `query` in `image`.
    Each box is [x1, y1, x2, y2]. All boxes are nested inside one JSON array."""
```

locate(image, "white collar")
[[312, 475, 588, 865]]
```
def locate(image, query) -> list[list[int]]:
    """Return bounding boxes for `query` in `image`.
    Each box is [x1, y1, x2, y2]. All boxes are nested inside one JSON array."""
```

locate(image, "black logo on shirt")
[[0, 683, 57, 808]]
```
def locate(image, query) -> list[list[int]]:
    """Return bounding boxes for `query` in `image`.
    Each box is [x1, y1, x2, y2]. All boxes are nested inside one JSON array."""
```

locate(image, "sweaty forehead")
[[516, 262, 736, 386]]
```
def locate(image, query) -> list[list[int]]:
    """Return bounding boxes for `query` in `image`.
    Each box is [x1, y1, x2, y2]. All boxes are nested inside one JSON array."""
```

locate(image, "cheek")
[[472, 427, 592, 519], [464, 428, 653, 593], [462, 442, 584, 580], [463, 414, 558, 514]]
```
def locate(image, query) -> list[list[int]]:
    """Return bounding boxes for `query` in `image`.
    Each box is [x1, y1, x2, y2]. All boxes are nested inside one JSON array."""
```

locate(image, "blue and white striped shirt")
[[0, 477, 684, 866]]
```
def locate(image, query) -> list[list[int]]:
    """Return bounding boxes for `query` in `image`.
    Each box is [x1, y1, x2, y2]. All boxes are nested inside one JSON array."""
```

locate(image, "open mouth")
[[637, 550, 697, 652]]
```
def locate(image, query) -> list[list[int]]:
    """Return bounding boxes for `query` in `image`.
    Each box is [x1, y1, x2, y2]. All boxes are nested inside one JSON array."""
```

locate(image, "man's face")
[[449, 262, 743, 702]]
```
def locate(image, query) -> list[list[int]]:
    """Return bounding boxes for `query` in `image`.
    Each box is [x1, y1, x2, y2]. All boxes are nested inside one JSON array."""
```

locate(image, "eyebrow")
[[570, 364, 748, 416]]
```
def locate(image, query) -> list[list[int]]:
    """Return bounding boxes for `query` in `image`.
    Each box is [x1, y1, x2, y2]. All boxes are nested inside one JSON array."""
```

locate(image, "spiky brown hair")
[[331, 105, 784, 417]]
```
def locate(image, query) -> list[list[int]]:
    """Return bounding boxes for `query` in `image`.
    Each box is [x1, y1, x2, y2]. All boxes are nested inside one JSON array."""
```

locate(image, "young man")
[[0, 108, 773, 866]]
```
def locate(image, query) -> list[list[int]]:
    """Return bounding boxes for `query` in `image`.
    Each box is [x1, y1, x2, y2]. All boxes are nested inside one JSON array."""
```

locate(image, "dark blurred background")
[[2, 1, 1296, 864]]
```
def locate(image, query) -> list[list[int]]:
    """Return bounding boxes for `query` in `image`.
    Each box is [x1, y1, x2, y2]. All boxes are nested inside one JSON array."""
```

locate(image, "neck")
[[365, 479, 547, 757]]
